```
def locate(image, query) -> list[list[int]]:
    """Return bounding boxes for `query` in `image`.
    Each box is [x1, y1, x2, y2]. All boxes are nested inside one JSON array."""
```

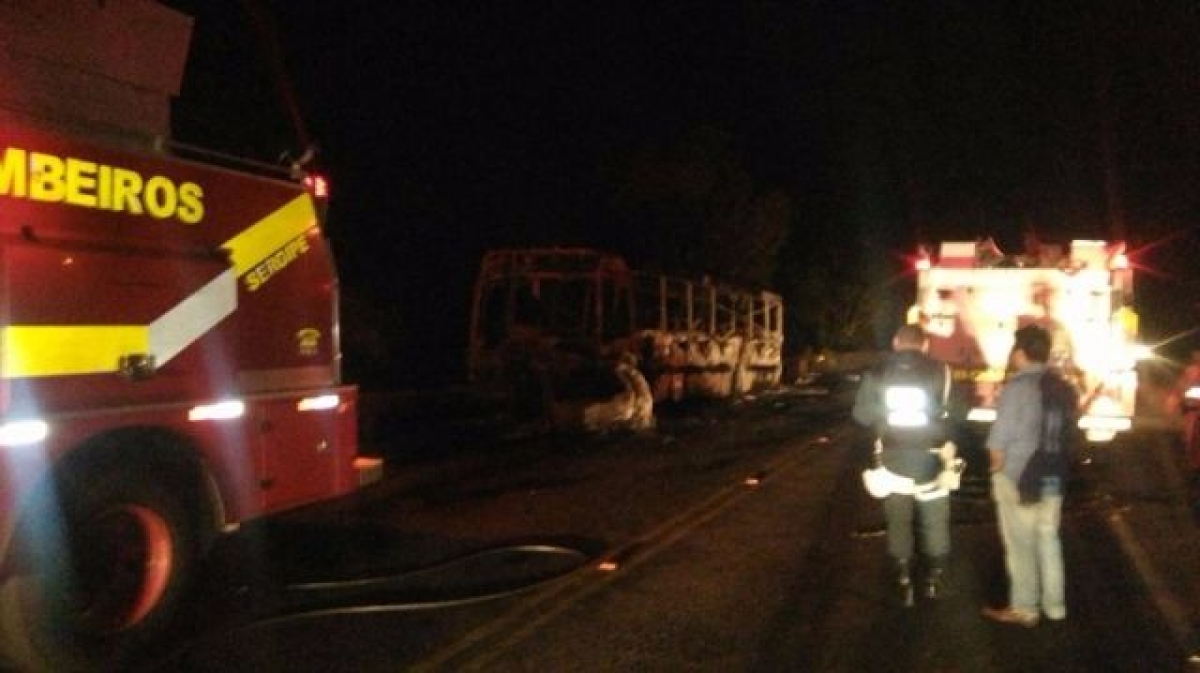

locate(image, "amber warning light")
[[303, 174, 330, 199]]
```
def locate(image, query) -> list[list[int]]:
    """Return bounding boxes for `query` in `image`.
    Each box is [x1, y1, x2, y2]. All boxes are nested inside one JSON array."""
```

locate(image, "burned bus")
[[468, 248, 784, 429]]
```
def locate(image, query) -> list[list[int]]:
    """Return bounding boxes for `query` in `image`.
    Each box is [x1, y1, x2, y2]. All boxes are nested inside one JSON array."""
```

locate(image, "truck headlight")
[[0, 419, 49, 447]]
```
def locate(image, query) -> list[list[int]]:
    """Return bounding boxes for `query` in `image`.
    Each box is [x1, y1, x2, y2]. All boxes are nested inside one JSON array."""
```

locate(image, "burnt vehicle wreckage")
[[468, 248, 785, 431]]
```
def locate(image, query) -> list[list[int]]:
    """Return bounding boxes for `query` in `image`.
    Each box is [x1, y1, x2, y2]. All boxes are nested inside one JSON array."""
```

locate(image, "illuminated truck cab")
[[910, 239, 1142, 443]]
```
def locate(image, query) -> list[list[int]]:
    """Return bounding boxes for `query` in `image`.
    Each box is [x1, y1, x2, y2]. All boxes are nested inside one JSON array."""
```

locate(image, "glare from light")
[[1078, 415, 1131, 432], [1127, 344, 1153, 361], [885, 386, 929, 427], [298, 394, 340, 411], [303, 174, 330, 198], [1086, 394, 1124, 419], [888, 411, 930, 427], [188, 400, 245, 421], [1185, 387, 1200, 401], [967, 408, 997, 423], [597, 560, 618, 572], [0, 419, 49, 446]]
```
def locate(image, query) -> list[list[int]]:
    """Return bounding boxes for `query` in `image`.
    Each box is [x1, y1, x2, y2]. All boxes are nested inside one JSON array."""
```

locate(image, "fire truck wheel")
[[0, 468, 197, 669]]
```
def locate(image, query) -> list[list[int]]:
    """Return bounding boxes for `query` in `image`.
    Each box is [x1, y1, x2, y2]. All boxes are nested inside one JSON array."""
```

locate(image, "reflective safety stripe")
[[1, 194, 315, 379], [3, 325, 148, 377], [220, 194, 318, 276], [2, 270, 237, 378], [149, 268, 238, 365], [885, 385, 930, 427]]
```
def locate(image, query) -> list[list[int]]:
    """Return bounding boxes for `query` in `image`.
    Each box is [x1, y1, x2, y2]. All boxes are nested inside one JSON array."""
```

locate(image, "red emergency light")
[[303, 174, 330, 199]]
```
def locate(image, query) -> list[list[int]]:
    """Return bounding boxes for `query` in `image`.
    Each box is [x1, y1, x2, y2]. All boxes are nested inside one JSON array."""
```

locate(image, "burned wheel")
[[0, 468, 198, 669]]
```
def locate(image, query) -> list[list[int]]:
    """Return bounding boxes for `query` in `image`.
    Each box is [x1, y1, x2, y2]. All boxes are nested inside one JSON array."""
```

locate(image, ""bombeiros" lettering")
[[0, 147, 205, 224]]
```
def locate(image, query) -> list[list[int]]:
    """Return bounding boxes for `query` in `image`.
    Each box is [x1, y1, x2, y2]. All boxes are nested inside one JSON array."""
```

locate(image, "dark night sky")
[[163, 1, 1200, 386]]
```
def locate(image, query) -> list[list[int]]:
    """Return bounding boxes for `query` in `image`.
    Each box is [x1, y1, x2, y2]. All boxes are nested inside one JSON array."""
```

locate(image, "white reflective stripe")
[[149, 269, 238, 366], [885, 385, 930, 428], [885, 386, 928, 410]]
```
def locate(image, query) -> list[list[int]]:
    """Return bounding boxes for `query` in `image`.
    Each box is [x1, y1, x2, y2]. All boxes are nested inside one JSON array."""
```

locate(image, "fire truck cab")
[[0, 1, 379, 668], [910, 238, 1142, 443]]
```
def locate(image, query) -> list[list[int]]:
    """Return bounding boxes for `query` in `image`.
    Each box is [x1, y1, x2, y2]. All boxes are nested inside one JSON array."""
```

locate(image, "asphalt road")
[[136, 385, 1200, 672]]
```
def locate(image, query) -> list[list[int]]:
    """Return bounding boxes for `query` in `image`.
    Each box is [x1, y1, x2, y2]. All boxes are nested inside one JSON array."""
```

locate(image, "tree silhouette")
[[604, 123, 790, 290]]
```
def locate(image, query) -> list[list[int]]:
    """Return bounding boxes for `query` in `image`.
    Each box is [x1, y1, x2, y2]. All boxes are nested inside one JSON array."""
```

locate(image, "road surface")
[[137, 386, 1200, 672]]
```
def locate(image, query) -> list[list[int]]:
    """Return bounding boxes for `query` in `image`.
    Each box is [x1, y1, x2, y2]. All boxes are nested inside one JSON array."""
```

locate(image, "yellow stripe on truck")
[[220, 194, 317, 276], [1, 194, 315, 379], [3, 325, 148, 377]]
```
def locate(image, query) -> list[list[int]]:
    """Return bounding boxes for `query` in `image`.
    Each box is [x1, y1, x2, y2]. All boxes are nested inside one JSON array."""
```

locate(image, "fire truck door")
[[257, 396, 339, 511]]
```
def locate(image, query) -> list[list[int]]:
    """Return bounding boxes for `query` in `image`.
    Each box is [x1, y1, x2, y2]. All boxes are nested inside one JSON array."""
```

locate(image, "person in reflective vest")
[[853, 324, 954, 606]]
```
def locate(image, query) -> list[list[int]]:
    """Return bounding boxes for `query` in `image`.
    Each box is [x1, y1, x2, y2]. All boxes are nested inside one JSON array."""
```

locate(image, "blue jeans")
[[991, 472, 1066, 619]]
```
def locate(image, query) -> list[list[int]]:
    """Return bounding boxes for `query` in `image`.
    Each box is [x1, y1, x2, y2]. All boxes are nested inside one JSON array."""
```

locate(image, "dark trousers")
[[884, 492, 950, 562]]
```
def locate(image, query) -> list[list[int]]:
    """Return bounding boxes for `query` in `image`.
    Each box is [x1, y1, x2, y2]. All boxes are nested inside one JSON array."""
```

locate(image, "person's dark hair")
[[1013, 324, 1051, 363]]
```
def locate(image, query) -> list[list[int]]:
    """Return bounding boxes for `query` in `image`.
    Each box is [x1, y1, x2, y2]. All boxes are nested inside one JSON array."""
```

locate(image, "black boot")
[[895, 559, 914, 608]]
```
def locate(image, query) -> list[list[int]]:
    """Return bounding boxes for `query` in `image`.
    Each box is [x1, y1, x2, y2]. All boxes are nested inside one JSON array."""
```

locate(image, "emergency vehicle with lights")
[[909, 238, 1142, 443], [0, 1, 379, 667]]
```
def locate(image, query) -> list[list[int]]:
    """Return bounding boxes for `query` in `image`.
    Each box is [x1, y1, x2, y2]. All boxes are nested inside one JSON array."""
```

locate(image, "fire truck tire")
[[0, 468, 198, 670]]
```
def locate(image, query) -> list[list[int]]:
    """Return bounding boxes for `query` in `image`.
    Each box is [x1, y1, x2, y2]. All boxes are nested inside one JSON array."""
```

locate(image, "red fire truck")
[[909, 238, 1144, 443], [0, 1, 380, 667]]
